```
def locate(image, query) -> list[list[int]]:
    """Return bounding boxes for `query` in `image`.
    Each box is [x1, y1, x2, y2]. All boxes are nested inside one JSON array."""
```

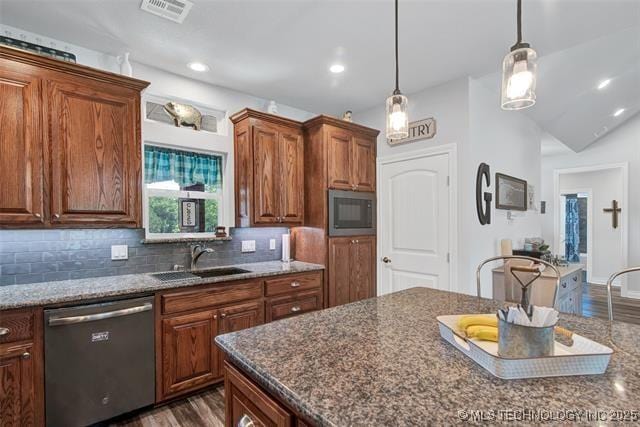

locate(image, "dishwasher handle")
[[48, 302, 153, 326]]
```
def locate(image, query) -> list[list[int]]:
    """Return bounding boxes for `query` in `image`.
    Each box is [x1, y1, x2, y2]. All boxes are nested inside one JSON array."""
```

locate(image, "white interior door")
[[379, 153, 450, 294]]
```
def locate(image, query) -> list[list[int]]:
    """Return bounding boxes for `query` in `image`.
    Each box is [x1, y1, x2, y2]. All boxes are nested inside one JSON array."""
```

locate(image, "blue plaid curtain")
[[144, 145, 222, 189], [565, 197, 580, 262]]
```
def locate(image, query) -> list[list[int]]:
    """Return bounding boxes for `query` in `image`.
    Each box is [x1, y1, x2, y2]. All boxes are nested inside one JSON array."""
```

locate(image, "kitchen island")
[[216, 287, 640, 426]]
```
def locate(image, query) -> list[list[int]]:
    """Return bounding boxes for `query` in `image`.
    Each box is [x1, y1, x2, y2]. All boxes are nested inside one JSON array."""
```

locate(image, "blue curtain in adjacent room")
[[565, 197, 581, 262], [144, 145, 222, 189]]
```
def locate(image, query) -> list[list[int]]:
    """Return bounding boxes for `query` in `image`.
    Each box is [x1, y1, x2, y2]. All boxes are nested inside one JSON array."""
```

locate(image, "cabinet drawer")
[[161, 280, 263, 315], [225, 361, 292, 427], [0, 309, 34, 344], [265, 272, 322, 297], [266, 290, 322, 322]]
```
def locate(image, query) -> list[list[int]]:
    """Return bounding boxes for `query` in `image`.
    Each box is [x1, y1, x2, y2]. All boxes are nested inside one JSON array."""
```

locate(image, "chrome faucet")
[[190, 244, 214, 270]]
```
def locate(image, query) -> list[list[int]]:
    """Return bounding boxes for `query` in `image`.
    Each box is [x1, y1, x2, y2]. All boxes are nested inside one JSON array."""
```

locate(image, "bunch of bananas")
[[457, 314, 498, 342]]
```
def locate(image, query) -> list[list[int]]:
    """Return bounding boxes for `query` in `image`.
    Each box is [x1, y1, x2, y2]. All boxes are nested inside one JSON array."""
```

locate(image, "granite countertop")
[[216, 287, 640, 426], [0, 260, 324, 310], [493, 262, 584, 278]]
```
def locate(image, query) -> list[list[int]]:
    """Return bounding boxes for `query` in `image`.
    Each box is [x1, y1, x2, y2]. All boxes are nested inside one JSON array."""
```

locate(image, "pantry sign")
[[388, 117, 437, 146]]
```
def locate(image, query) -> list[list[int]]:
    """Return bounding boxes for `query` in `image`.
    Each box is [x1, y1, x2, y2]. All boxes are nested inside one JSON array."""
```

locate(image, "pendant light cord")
[[516, 0, 522, 45], [394, 0, 400, 94], [511, 0, 528, 51]]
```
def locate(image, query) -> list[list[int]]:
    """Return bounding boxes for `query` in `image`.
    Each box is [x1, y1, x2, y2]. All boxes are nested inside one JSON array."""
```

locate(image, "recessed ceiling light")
[[597, 79, 611, 90], [187, 62, 210, 72], [329, 64, 345, 74], [613, 108, 625, 117]]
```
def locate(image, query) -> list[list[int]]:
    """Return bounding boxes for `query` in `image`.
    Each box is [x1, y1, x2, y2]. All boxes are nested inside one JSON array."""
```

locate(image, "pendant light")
[[501, 0, 537, 110], [386, 0, 408, 140]]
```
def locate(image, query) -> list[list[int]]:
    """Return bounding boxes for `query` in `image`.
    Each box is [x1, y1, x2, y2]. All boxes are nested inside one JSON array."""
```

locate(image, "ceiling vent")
[[140, 0, 193, 23]]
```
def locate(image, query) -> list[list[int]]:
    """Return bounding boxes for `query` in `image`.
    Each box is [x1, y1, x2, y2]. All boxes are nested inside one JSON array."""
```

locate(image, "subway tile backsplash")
[[0, 228, 288, 286]]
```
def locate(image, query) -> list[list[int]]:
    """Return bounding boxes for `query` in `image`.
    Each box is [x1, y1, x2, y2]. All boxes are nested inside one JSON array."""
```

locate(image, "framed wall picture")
[[495, 173, 527, 211]]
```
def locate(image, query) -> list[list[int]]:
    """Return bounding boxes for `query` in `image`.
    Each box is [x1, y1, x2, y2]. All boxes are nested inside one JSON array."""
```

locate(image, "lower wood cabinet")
[[225, 361, 292, 427], [161, 310, 219, 398], [0, 308, 42, 427], [0, 343, 36, 426], [328, 236, 376, 307], [159, 272, 324, 401], [161, 301, 264, 401]]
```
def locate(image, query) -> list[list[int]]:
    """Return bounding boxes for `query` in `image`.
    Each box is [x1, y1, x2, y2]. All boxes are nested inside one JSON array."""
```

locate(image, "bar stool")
[[606, 266, 640, 321], [476, 255, 562, 308]]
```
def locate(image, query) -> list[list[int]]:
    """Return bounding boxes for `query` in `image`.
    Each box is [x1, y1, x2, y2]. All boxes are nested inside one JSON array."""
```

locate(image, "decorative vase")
[[119, 52, 133, 77], [267, 100, 278, 114]]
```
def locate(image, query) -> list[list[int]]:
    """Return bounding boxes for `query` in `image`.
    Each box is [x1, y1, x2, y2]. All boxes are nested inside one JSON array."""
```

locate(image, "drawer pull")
[[290, 306, 301, 313], [290, 281, 301, 288], [0, 327, 9, 336], [22, 352, 30, 360], [238, 414, 255, 427]]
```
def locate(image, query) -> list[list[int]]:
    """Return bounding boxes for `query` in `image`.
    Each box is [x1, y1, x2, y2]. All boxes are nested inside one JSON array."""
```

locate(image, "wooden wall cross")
[[603, 199, 622, 229]]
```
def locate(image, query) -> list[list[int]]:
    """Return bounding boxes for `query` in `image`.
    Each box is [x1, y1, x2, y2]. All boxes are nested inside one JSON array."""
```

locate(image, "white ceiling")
[[1, 0, 639, 150]]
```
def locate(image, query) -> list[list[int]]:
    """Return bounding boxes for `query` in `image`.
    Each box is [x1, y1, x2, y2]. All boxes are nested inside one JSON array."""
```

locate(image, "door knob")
[[382, 257, 391, 264]]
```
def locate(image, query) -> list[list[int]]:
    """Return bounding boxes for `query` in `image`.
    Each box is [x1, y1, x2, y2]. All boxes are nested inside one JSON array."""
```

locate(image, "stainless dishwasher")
[[44, 296, 155, 427]]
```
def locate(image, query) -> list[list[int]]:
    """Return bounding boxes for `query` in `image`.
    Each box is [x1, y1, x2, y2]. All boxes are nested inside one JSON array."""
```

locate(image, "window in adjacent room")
[[143, 145, 223, 240]]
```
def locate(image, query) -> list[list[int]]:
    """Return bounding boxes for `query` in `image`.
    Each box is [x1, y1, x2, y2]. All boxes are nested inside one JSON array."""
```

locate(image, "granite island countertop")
[[0, 260, 324, 310], [216, 287, 640, 426]]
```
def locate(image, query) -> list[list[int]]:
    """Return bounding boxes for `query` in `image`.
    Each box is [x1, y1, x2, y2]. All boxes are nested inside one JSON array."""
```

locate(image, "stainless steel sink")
[[150, 267, 250, 282], [190, 267, 250, 278]]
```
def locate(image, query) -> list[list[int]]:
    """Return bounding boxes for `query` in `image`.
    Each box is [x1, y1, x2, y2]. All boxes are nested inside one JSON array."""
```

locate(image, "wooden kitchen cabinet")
[[0, 343, 36, 426], [231, 109, 304, 227], [219, 301, 264, 334], [327, 129, 353, 190], [47, 75, 142, 227], [225, 362, 292, 427], [161, 310, 219, 398], [0, 308, 43, 426], [0, 45, 149, 229], [328, 236, 375, 307], [327, 127, 376, 192], [0, 62, 44, 226], [351, 135, 376, 192]]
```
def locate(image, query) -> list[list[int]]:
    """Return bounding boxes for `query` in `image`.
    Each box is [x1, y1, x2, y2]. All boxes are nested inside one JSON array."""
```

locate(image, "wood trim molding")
[[230, 108, 303, 129], [0, 46, 150, 91], [303, 115, 380, 137]]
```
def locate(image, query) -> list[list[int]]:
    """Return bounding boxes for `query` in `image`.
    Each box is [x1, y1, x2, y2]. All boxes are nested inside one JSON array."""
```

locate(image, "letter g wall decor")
[[476, 163, 492, 225]]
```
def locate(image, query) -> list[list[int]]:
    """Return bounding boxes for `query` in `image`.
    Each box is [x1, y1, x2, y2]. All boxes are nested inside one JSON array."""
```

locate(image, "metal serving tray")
[[437, 314, 613, 379]]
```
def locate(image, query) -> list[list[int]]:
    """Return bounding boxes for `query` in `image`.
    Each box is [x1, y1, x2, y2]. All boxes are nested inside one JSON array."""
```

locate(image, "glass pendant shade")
[[386, 93, 409, 140], [501, 47, 537, 110]]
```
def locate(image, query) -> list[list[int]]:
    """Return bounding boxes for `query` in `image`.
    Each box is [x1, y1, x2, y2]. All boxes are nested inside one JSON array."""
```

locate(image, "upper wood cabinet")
[[0, 62, 43, 226], [231, 109, 304, 227], [327, 129, 352, 190], [351, 135, 376, 192], [0, 46, 149, 229]]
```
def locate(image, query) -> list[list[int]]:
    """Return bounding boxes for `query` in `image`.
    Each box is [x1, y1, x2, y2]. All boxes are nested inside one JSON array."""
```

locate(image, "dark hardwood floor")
[[582, 283, 640, 325], [110, 386, 225, 427]]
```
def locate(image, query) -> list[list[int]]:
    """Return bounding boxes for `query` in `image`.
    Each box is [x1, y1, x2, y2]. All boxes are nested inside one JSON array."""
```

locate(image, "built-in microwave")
[[328, 189, 376, 236]]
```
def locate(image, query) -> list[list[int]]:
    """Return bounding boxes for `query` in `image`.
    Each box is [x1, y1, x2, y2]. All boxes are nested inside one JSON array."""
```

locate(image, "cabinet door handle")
[[53, 213, 60, 219], [213, 314, 217, 319], [220, 313, 227, 318], [290, 306, 301, 313], [290, 281, 301, 288], [22, 352, 30, 360], [34, 213, 41, 218], [351, 240, 355, 244], [0, 327, 9, 336], [238, 414, 255, 427]]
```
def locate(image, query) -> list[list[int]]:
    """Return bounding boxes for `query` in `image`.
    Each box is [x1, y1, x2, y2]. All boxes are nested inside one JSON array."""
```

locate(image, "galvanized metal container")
[[498, 318, 555, 359]]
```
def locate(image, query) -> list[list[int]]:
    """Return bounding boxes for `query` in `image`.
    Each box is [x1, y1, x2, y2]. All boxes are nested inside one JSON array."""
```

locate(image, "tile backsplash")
[[0, 228, 288, 286]]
